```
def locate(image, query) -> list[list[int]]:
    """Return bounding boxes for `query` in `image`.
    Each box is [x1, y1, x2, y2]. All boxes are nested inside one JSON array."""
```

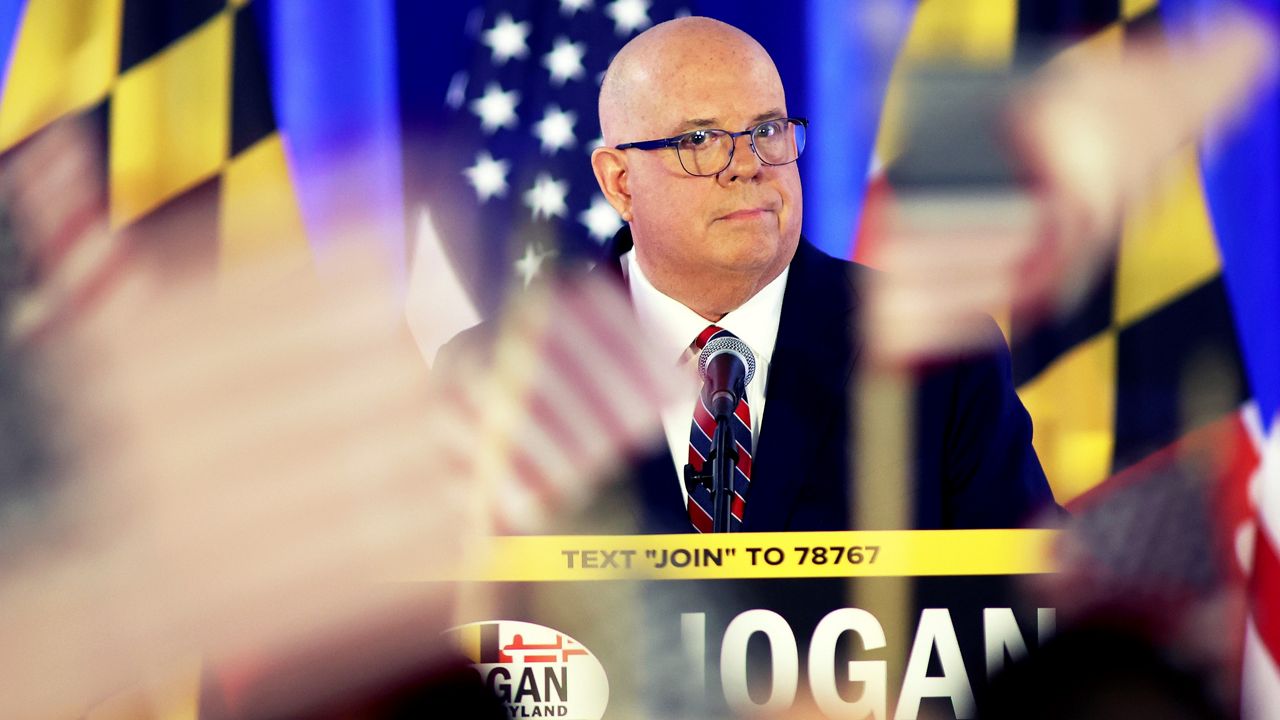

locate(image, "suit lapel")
[[744, 240, 860, 531]]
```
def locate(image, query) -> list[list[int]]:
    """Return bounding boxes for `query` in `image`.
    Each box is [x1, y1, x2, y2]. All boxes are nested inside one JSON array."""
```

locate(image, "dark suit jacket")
[[438, 227, 1058, 532]]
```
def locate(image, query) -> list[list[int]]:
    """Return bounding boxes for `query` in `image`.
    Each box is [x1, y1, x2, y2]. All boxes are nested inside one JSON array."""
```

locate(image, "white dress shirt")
[[621, 248, 789, 507]]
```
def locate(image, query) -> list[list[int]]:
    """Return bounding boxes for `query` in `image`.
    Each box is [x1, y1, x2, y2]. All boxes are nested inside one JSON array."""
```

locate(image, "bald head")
[[598, 17, 784, 145], [589, 17, 802, 321]]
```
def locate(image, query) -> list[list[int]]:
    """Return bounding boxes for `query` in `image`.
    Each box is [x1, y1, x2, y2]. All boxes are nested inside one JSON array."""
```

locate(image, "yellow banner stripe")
[[417, 530, 1058, 582]]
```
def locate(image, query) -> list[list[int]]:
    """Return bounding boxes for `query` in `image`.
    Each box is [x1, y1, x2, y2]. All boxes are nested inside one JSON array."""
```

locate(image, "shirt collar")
[[622, 249, 789, 365]]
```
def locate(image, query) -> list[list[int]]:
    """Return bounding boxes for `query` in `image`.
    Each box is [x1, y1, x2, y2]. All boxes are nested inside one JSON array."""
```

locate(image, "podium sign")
[[438, 530, 1058, 720]]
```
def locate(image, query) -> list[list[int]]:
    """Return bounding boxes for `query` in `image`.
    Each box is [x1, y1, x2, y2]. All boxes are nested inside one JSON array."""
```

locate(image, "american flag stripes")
[[1, 119, 126, 346], [431, 272, 682, 535], [1243, 415, 1280, 719]]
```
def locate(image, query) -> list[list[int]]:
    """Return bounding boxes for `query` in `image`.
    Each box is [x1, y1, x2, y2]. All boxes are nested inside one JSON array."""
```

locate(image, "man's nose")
[[720, 133, 762, 184]]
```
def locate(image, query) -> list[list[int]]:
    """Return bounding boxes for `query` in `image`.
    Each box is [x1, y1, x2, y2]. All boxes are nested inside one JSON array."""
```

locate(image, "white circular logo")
[[445, 620, 609, 719]]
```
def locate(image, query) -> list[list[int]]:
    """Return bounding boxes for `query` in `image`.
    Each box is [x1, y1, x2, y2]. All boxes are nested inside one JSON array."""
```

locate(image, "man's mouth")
[[717, 207, 774, 221]]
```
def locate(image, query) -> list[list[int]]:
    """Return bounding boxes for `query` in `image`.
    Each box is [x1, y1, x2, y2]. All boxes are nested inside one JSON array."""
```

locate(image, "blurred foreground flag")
[[0, 0, 306, 341], [860, 0, 1254, 507], [429, 272, 682, 535], [864, 4, 1276, 698], [1167, 0, 1280, 712], [1244, 417, 1280, 719], [1006, 1, 1254, 508]]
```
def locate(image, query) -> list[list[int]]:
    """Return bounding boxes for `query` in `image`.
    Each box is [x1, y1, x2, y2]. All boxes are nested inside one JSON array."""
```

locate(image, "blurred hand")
[[0, 124, 676, 717]]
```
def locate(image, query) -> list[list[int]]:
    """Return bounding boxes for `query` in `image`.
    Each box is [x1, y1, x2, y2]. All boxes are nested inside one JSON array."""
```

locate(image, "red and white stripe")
[[3, 120, 128, 346], [1243, 405, 1280, 719], [431, 275, 680, 536]]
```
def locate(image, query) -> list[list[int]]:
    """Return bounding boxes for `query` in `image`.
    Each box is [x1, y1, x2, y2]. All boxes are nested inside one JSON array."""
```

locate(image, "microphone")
[[697, 335, 756, 419]]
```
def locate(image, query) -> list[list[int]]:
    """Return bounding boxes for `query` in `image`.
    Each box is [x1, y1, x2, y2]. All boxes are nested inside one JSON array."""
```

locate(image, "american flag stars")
[[450, 2, 682, 284], [481, 13, 531, 64], [605, 0, 653, 35], [514, 242, 558, 287], [524, 173, 570, 221], [544, 37, 587, 86], [464, 152, 510, 202], [559, 0, 595, 16], [579, 196, 623, 243], [470, 82, 520, 133], [533, 105, 578, 154]]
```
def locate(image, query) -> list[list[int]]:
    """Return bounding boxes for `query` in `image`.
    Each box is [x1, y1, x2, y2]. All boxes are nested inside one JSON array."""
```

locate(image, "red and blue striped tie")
[[687, 325, 752, 533]]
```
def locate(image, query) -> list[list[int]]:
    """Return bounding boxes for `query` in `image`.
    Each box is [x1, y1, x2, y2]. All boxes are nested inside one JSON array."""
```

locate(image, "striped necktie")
[[686, 325, 753, 533]]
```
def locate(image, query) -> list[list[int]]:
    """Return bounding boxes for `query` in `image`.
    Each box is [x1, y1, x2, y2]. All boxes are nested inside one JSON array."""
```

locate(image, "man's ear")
[[590, 147, 633, 222]]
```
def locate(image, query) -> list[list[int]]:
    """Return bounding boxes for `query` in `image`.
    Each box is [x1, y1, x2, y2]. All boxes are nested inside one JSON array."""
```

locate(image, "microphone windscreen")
[[698, 335, 756, 387]]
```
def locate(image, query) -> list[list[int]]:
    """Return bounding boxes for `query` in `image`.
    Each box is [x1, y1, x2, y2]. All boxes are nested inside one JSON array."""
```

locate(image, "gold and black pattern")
[[0, 0, 304, 274], [118, 0, 224, 74], [229, 4, 276, 157], [1009, 0, 1249, 501], [874, 0, 1249, 503]]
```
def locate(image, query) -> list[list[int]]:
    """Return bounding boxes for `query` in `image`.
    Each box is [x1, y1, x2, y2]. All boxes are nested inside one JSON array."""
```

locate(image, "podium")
[[439, 529, 1058, 720]]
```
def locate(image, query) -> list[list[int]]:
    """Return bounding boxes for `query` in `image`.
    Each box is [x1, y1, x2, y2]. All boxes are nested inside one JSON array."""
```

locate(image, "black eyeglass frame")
[[613, 117, 809, 177]]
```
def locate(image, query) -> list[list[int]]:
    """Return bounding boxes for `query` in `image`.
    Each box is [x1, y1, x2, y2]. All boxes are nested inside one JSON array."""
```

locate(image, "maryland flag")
[[865, 0, 1249, 503], [864, 0, 1277, 714], [0, 0, 309, 245]]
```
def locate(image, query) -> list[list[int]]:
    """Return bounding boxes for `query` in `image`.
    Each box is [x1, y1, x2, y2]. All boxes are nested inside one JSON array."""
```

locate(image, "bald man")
[[441, 18, 1057, 532], [591, 18, 801, 322]]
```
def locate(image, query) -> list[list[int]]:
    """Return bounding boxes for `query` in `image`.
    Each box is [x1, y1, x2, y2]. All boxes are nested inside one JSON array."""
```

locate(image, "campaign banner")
[[435, 530, 1059, 720]]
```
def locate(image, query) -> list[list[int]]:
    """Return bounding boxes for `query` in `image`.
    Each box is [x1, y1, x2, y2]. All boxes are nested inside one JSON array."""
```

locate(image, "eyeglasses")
[[614, 117, 808, 177]]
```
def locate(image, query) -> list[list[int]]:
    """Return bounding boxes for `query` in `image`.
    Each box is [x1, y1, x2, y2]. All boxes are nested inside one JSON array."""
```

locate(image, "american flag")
[[411, 0, 688, 314], [1243, 411, 1280, 718], [398, 1, 698, 533], [427, 271, 684, 535]]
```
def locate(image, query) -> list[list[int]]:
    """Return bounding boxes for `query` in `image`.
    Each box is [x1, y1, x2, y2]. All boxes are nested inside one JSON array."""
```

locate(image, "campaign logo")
[[446, 620, 609, 719]]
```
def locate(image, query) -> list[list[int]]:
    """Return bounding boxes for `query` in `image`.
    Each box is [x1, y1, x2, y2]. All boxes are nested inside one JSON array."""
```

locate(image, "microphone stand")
[[709, 412, 738, 533], [682, 406, 741, 533]]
